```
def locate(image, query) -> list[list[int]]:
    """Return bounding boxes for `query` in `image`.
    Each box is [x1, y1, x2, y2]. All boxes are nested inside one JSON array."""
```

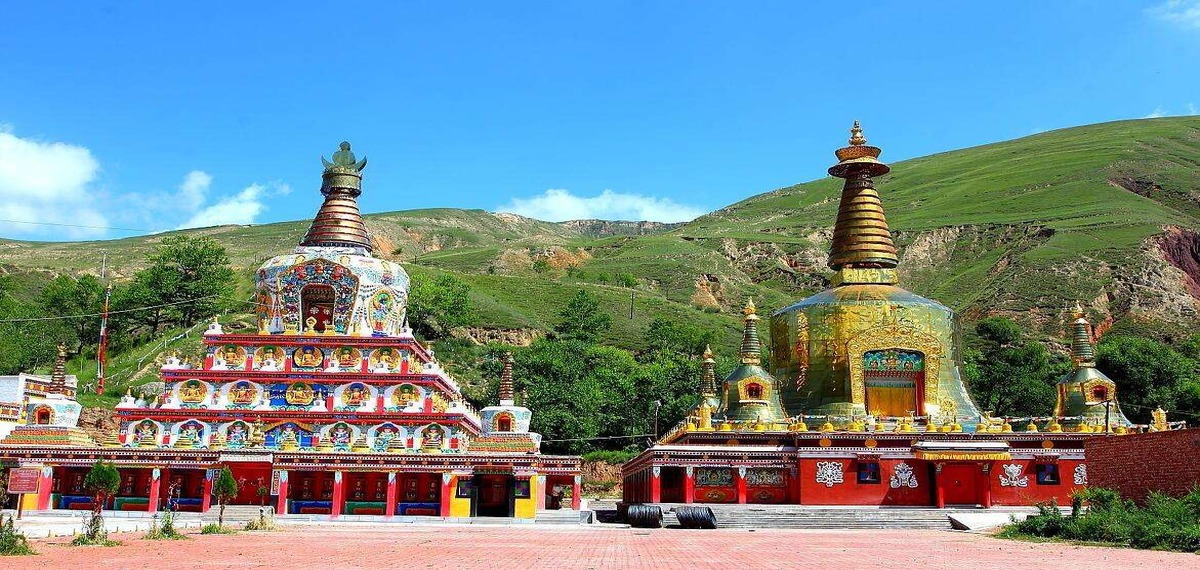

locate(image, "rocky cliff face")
[[558, 219, 683, 238]]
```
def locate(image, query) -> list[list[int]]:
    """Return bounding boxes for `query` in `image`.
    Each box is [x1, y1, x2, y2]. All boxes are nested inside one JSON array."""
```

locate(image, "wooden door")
[[941, 464, 979, 505]]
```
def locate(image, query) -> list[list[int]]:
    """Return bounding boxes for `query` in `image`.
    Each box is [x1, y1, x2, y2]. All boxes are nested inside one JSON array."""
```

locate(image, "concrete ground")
[[0, 523, 1193, 569]]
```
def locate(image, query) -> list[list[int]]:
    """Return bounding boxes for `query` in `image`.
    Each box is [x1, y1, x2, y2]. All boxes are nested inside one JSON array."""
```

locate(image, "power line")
[[0, 294, 227, 323], [0, 218, 154, 233]]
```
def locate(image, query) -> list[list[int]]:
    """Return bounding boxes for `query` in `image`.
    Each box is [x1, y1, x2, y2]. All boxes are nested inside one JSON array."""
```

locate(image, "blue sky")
[[1, 1, 1198, 240]]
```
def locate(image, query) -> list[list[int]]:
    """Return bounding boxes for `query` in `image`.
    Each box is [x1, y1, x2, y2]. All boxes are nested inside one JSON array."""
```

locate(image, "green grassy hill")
[[4, 117, 1200, 385]]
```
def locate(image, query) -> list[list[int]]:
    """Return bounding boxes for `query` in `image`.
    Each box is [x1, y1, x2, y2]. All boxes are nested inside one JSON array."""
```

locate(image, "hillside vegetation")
[[3, 117, 1200, 376]]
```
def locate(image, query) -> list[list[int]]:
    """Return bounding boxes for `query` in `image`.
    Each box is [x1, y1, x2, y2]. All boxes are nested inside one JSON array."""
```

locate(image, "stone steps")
[[200, 505, 274, 523], [535, 509, 591, 525], [601, 503, 1041, 530]]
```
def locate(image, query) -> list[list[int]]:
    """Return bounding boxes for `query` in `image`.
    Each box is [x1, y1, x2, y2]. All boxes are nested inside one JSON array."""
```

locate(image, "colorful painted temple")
[[622, 123, 1149, 508], [0, 143, 580, 519]]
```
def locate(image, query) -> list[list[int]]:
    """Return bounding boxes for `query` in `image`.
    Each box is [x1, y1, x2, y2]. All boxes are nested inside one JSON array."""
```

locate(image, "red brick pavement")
[[2, 525, 1191, 569]]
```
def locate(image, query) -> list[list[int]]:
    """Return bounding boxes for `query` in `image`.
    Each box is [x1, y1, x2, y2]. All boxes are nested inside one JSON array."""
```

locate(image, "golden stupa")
[[1054, 303, 1131, 429], [768, 123, 981, 423]]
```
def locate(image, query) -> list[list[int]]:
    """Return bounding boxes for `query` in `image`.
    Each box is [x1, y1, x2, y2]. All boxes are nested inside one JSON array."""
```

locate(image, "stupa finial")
[[1070, 303, 1095, 367], [303, 140, 374, 252], [499, 351, 515, 404], [849, 120, 866, 146], [739, 299, 762, 365], [826, 121, 898, 274]]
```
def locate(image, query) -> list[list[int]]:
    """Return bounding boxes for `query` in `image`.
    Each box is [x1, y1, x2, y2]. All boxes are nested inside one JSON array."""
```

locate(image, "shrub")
[[0, 515, 34, 556], [1001, 488, 1200, 553], [243, 509, 277, 532], [144, 510, 187, 540]]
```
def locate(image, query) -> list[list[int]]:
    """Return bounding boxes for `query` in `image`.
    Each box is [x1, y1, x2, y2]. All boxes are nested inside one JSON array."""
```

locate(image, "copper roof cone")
[[826, 122, 898, 271], [301, 141, 374, 252]]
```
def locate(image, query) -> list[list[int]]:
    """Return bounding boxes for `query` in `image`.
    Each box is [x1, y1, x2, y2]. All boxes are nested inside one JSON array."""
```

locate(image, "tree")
[[38, 274, 104, 353], [407, 274, 476, 339], [1096, 335, 1198, 422], [553, 290, 611, 343], [643, 318, 715, 357], [82, 461, 120, 543], [213, 466, 239, 527], [963, 317, 1061, 417]]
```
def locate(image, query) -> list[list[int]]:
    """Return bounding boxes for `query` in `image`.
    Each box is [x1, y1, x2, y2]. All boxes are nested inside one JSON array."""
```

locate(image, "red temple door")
[[941, 464, 979, 505]]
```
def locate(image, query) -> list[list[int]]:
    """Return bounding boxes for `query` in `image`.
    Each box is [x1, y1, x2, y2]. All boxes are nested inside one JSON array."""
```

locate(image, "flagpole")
[[97, 252, 111, 395]]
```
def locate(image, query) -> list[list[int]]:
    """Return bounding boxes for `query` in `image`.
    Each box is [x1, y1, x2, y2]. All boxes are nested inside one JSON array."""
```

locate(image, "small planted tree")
[[76, 460, 120, 546], [213, 466, 239, 528]]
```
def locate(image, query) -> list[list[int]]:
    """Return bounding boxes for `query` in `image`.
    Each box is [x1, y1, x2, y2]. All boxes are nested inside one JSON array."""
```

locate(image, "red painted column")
[[735, 467, 748, 504], [572, 475, 582, 510], [148, 468, 162, 513], [331, 471, 344, 518], [980, 463, 993, 508], [935, 464, 946, 508], [385, 472, 398, 517], [439, 473, 453, 517], [649, 467, 662, 503], [683, 466, 696, 504], [201, 470, 214, 512], [275, 470, 289, 516], [35, 466, 54, 510]]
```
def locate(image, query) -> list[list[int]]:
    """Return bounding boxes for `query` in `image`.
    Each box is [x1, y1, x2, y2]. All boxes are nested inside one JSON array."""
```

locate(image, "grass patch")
[[200, 523, 238, 535], [999, 487, 1200, 553]]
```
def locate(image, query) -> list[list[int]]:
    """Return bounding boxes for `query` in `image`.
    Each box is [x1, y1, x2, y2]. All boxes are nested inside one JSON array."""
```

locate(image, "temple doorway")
[[301, 284, 335, 333], [940, 464, 979, 505], [863, 349, 924, 417], [227, 464, 273, 505], [475, 474, 514, 517]]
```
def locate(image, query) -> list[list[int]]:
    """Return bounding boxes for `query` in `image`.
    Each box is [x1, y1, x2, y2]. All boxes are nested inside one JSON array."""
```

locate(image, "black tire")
[[675, 505, 717, 529], [626, 504, 664, 528]]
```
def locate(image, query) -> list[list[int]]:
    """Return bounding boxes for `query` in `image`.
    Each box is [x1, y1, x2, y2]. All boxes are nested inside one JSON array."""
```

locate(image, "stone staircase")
[[595, 503, 1039, 530], [200, 505, 274, 523], [535, 509, 592, 525]]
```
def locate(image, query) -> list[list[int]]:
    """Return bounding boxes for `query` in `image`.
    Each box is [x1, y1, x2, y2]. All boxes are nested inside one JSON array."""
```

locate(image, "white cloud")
[[1145, 107, 1170, 118], [1188, 103, 1199, 115], [1148, 0, 1200, 29], [0, 129, 108, 238], [498, 188, 705, 223], [176, 170, 212, 211], [177, 181, 290, 229]]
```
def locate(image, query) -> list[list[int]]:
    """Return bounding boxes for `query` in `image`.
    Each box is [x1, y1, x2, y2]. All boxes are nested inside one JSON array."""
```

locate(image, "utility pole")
[[629, 290, 634, 319]]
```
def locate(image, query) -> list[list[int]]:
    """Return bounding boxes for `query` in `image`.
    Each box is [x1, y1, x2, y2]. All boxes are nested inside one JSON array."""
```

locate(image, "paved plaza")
[[0, 524, 1192, 569]]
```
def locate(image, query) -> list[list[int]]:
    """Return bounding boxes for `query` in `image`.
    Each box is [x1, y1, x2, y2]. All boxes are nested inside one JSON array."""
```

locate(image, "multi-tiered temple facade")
[[0, 143, 579, 519], [623, 123, 1148, 508]]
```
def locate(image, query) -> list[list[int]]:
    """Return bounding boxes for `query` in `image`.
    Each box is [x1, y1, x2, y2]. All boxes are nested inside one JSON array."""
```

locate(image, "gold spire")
[[700, 344, 717, 397], [827, 121, 898, 272], [499, 351, 515, 404], [1070, 302, 1095, 367], [739, 299, 761, 365], [301, 141, 373, 252]]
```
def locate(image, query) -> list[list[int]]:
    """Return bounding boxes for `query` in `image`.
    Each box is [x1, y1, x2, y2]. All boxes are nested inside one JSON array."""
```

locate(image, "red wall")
[[1087, 429, 1200, 503], [798, 459, 930, 506], [987, 459, 1084, 506]]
